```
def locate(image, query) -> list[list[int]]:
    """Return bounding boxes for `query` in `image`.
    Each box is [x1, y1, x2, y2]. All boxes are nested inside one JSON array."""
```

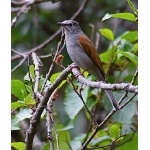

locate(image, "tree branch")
[[11, 0, 89, 62], [11, 49, 28, 72], [46, 89, 57, 150], [11, 0, 35, 28], [25, 65, 71, 150], [31, 52, 43, 104], [80, 93, 137, 149], [24, 62, 137, 149], [11, 0, 51, 7], [41, 31, 65, 93], [71, 65, 138, 93]]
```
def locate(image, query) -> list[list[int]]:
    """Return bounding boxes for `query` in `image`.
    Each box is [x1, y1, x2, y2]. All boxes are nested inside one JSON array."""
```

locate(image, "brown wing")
[[77, 34, 105, 79]]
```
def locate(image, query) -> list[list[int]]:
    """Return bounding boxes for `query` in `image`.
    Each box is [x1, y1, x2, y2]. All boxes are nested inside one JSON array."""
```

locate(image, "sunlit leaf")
[[11, 101, 26, 109], [127, 0, 137, 12], [121, 31, 138, 42], [108, 124, 121, 140], [24, 93, 35, 105], [99, 28, 114, 41], [50, 72, 67, 88], [11, 80, 27, 100], [11, 142, 25, 150], [117, 51, 138, 66], [102, 13, 136, 22]]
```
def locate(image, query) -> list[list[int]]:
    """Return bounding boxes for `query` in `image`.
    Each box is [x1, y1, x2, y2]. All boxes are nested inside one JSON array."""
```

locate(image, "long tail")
[[104, 90, 120, 111]]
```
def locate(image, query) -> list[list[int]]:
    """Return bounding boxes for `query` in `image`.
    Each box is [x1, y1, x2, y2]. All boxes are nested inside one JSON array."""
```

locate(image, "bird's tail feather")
[[104, 90, 120, 111]]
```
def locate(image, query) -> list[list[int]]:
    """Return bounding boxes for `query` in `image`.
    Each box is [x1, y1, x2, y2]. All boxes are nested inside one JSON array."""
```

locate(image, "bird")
[[57, 20, 120, 111]]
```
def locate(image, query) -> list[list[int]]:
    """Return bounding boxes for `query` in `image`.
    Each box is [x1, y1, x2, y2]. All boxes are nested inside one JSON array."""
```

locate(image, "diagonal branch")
[[25, 63, 137, 149], [25, 65, 71, 150], [11, 49, 28, 72], [41, 31, 65, 93], [11, 0, 51, 7], [80, 93, 137, 149], [11, 0, 89, 62], [71, 65, 138, 93], [11, 0, 34, 28]]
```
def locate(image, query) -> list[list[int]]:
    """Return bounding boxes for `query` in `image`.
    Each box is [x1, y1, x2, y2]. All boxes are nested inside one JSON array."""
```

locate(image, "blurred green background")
[[11, 0, 138, 149]]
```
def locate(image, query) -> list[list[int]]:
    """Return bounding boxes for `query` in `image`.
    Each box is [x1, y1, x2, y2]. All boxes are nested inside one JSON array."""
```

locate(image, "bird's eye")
[[67, 23, 73, 27]]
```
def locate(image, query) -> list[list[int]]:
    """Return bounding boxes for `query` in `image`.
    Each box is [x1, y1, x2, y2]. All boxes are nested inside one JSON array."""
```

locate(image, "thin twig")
[[55, 131, 60, 150], [25, 65, 71, 150], [67, 76, 97, 124], [11, 0, 89, 62], [90, 129, 128, 149], [11, 57, 27, 72], [80, 93, 137, 149], [11, 0, 34, 28], [11, 0, 50, 7], [11, 49, 28, 72], [41, 31, 65, 93], [27, 55, 34, 93], [39, 53, 53, 58], [118, 67, 138, 105], [131, 67, 138, 85], [11, 49, 26, 57], [89, 23, 95, 41], [46, 89, 57, 150], [95, 32, 100, 50], [70, 0, 89, 20]]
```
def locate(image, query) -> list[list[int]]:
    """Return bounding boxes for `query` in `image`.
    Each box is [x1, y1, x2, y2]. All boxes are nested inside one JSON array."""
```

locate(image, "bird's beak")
[[57, 22, 68, 31], [57, 22, 63, 26]]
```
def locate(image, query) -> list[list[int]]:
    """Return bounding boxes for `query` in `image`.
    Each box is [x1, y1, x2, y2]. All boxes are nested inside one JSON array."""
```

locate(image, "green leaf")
[[133, 43, 138, 53], [54, 130, 70, 149], [102, 13, 136, 22], [117, 39, 134, 52], [11, 101, 26, 109], [24, 93, 35, 105], [58, 121, 74, 131], [25, 85, 33, 93], [100, 51, 110, 63], [70, 134, 86, 150], [117, 51, 138, 66], [112, 100, 136, 124], [11, 117, 21, 130], [64, 86, 89, 119], [24, 65, 35, 81], [29, 65, 35, 78], [11, 80, 27, 100], [71, 140, 82, 150], [74, 133, 86, 141], [90, 136, 111, 146], [121, 31, 138, 42], [50, 72, 66, 88], [40, 76, 51, 88], [15, 108, 32, 121], [11, 142, 25, 150], [127, 0, 137, 12], [24, 73, 30, 81], [11, 108, 32, 130], [99, 28, 114, 41], [118, 133, 138, 150], [108, 124, 121, 140]]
